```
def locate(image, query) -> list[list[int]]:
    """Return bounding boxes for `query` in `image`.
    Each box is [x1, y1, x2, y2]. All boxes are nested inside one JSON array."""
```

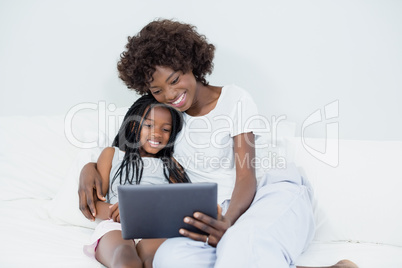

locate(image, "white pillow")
[[0, 115, 78, 200], [0, 106, 128, 201], [288, 137, 402, 247], [43, 148, 102, 229], [43, 106, 130, 228]]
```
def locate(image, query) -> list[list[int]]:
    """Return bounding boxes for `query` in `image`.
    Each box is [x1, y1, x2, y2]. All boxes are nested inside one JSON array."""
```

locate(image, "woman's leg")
[[95, 230, 142, 268], [136, 238, 167, 268], [215, 181, 315, 268], [215, 180, 358, 268], [298, 260, 358, 268], [153, 237, 216, 268]]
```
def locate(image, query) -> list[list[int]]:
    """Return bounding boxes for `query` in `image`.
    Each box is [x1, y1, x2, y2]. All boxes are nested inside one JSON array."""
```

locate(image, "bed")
[[1, 108, 402, 267]]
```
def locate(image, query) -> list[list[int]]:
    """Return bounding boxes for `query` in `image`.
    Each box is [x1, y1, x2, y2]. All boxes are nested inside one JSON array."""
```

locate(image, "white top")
[[173, 84, 268, 204], [107, 147, 168, 204]]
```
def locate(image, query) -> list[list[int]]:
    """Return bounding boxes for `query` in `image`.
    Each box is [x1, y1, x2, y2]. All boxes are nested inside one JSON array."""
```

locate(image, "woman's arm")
[[221, 132, 257, 224], [179, 132, 257, 247], [78, 162, 106, 220], [79, 147, 114, 220]]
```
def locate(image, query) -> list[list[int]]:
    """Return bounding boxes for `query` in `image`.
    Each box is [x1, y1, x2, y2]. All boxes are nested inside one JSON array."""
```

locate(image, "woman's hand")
[[179, 205, 231, 247], [78, 162, 106, 221], [108, 202, 120, 223]]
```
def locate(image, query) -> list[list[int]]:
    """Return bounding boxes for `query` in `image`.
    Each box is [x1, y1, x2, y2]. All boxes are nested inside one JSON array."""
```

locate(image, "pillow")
[[0, 115, 78, 200], [288, 137, 402, 247], [43, 106, 130, 228], [43, 148, 102, 229], [0, 106, 129, 201], [255, 120, 296, 179]]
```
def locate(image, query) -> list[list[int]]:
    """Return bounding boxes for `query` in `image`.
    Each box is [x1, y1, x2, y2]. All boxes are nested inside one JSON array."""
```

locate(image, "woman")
[[79, 19, 357, 268]]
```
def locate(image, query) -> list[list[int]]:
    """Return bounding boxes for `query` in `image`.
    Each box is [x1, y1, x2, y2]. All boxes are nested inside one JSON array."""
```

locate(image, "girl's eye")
[[144, 124, 152, 128], [151, 89, 161, 95], [163, 128, 171, 132]]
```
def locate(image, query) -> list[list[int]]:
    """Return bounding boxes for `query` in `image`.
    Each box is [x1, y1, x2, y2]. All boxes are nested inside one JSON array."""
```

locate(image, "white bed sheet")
[[0, 199, 100, 268], [2, 199, 402, 268], [297, 241, 402, 268]]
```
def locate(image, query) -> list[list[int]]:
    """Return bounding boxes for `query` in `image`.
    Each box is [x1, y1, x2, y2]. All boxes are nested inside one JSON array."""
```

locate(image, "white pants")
[[153, 164, 315, 268]]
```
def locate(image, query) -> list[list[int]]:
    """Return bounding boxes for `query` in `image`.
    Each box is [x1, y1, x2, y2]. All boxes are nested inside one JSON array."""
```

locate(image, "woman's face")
[[139, 106, 172, 157], [148, 66, 197, 112]]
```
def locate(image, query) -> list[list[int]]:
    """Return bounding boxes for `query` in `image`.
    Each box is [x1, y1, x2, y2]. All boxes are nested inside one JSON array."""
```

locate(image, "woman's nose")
[[165, 87, 178, 102]]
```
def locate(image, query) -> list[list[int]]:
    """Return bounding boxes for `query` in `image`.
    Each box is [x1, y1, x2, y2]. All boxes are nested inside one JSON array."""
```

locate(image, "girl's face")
[[148, 66, 197, 112], [139, 106, 172, 157]]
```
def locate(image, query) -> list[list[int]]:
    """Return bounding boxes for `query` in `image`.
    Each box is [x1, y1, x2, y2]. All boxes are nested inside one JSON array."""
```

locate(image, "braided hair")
[[109, 94, 190, 198]]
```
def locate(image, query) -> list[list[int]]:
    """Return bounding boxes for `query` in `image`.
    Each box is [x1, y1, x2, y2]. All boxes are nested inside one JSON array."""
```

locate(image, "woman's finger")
[[86, 189, 97, 218], [183, 216, 223, 238], [217, 204, 222, 220], [94, 172, 106, 201], [193, 212, 228, 232], [179, 228, 208, 242], [78, 190, 94, 221], [179, 228, 219, 247]]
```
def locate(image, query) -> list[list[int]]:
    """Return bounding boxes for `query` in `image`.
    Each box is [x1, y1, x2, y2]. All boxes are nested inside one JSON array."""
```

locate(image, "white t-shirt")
[[173, 84, 268, 204], [108, 147, 168, 204]]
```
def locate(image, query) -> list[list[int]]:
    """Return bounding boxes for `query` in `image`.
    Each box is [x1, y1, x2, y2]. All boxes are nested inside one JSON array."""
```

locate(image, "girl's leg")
[[136, 239, 167, 268], [95, 230, 142, 268]]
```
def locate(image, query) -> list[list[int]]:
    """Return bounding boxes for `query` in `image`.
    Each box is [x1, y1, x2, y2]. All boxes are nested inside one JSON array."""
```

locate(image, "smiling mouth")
[[171, 92, 186, 107], [148, 140, 161, 148]]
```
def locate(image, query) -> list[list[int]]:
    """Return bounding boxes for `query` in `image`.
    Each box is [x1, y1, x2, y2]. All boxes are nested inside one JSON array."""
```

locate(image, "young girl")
[[83, 94, 190, 268]]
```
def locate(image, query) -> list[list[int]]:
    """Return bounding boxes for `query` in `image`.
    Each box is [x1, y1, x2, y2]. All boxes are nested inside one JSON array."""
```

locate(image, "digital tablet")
[[118, 183, 218, 239]]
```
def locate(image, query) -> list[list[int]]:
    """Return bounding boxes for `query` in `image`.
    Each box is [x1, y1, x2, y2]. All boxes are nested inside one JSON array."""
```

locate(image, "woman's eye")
[[151, 90, 161, 95], [171, 76, 179, 85], [163, 128, 171, 132]]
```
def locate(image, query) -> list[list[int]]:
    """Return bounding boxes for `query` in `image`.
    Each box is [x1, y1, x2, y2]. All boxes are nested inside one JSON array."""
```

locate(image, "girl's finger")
[[108, 203, 118, 218], [111, 209, 119, 222]]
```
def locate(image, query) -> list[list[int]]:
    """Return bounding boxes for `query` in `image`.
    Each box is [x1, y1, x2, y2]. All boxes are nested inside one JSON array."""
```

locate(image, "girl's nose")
[[151, 128, 162, 138]]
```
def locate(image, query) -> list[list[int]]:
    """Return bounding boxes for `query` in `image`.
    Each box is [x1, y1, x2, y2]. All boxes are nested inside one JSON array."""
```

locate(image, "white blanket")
[[0, 199, 99, 268]]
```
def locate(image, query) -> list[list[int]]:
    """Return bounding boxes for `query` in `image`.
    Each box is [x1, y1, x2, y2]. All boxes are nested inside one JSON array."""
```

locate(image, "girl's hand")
[[108, 202, 120, 222], [179, 205, 231, 247]]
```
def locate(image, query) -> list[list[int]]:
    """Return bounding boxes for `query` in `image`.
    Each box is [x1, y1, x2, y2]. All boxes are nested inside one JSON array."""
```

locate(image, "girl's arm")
[[92, 147, 115, 220]]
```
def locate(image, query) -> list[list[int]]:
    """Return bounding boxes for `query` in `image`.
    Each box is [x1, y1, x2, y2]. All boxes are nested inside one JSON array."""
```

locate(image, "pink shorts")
[[83, 219, 142, 259]]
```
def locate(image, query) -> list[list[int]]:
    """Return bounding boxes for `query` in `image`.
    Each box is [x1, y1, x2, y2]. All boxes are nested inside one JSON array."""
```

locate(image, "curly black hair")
[[117, 19, 215, 94]]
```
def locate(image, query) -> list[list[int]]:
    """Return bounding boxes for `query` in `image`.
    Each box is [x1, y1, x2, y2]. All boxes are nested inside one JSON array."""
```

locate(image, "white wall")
[[1, 0, 401, 141]]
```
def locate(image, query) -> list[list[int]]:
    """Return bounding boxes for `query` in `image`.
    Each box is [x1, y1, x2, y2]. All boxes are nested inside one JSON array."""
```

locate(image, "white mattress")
[[0, 199, 100, 268], [1, 199, 401, 268], [297, 241, 402, 268]]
